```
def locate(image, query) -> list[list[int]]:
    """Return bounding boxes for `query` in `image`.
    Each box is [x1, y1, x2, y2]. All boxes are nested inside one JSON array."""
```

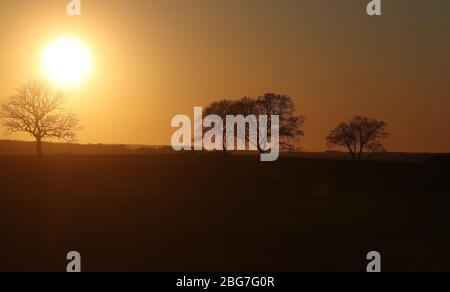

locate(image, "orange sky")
[[0, 0, 449, 152]]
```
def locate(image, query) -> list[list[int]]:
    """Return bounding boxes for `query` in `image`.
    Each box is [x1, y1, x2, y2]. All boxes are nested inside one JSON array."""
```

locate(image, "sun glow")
[[41, 37, 93, 88]]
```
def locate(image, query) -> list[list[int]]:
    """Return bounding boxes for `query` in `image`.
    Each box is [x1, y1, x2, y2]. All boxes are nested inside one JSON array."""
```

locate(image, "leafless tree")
[[203, 99, 237, 153], [255, 93, 305, 152], [0, 80, 82, 156], [204, 93, 305, 153], [327, 116, 389, 161]]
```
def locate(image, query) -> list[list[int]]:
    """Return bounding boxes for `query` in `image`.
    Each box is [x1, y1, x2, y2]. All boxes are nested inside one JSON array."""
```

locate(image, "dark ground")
[[0, 154, 449, 272]]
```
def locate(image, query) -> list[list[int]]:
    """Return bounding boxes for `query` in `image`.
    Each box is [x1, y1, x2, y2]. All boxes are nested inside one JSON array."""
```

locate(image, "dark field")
[[0, 155, 449, 272]]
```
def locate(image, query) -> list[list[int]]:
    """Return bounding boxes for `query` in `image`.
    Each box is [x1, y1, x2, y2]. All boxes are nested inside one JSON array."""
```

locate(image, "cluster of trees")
[[203, 93, 305, 153], [203, 94, 389, 161], [0, 80, 389, 160]]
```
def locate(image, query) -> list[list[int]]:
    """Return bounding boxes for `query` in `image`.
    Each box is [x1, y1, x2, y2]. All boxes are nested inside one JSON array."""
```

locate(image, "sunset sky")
[[0, 0, 449, 152]]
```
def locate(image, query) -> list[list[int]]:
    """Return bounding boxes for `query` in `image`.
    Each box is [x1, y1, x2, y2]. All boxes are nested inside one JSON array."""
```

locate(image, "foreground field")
[[0, 155, 449, 272]]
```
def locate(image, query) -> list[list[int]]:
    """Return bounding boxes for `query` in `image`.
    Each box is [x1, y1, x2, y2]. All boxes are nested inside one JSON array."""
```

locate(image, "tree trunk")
[[347, 146, 355, 161], [36, 137, 43, 156], [357, 150, 363, 161], [357, 144, 365, 161]]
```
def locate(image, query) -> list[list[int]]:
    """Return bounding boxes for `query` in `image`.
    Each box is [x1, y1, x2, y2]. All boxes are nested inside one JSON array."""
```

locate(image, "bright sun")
[[41, 37, 93, 88]]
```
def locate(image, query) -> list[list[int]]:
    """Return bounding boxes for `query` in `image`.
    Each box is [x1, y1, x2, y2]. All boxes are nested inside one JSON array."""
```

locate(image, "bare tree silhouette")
[[327, 116, 389, 161], [0, 80, 82, 156], [203, 93, 305, 153], [203, 99, 237, 153], [255, 93, 305, 152]]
